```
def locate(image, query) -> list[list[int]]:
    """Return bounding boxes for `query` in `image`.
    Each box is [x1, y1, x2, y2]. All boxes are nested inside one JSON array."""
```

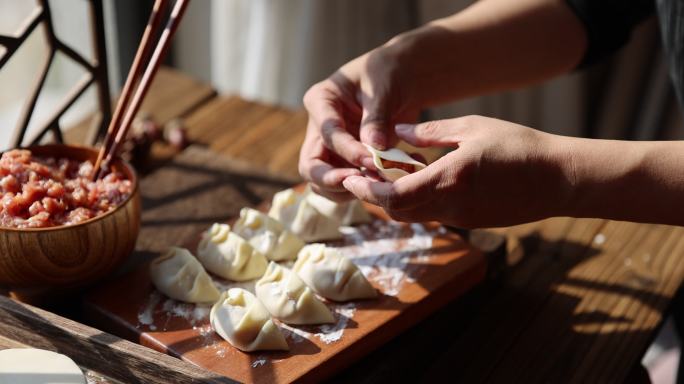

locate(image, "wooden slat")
[[83, 146, 486, 383], [0, 295, 233, 383], [179, 95, 684, 382], [64, 67, 216, 145], [183, 97, 444, 179], [184, 97, 306, 178], [412, 219, 684, 383], [134, 145, 297, 254], [43, 84, 684, 382]]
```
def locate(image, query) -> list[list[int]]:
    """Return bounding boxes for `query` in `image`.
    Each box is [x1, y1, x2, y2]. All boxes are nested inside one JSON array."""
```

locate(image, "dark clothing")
[[566, 0, 684, 105], [656, 0, 684, 107]]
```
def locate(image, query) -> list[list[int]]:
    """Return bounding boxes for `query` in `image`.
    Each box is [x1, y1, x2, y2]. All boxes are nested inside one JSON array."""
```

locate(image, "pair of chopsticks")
[[92, 0, 189, 180]]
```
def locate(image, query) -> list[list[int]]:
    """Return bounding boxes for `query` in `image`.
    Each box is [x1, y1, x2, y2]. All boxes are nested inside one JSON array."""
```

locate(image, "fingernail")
[[342, 177, 354, 190], [395, 124, 414, 134], [361, 157, 376, 170], [345, 168, 362, 177], [369, 131, 386, 149]]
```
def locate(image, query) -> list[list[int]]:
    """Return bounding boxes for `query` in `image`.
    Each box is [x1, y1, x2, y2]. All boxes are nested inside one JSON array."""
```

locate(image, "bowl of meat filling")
[[0, 144, 140, 288]]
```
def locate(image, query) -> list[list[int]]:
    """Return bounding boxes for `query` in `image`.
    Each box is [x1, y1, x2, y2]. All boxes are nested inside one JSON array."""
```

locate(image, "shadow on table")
[[0, 297, 234, 383], [134, 147, 298, 253], [331, 232, 670, 384]]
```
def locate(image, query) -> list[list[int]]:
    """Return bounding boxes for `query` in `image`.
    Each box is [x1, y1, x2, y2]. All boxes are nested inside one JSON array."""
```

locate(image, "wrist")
[[379, 26, 457, 109], [533, 132, 579, 219], [555, 136, 646, 220]]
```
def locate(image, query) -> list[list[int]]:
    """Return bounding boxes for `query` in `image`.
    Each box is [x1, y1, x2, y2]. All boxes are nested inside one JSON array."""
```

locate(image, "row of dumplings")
[[149, 187, 377, 352]]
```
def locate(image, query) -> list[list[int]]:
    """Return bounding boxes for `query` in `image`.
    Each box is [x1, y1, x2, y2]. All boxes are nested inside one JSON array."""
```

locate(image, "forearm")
[[386, 0, 588, 108], [557, 138, 684, 225]]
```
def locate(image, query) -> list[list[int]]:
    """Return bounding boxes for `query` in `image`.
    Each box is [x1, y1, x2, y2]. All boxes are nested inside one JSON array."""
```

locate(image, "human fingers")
[[394, 116, 477, 148], [342, 172, 430, 212], [359, 99, 391, 150], [342, 174, 443, 222], [304, 85, 376, 170], [309, 182, 356, 202]]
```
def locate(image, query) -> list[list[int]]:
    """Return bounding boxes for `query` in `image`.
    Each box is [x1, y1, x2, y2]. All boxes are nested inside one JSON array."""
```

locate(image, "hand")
[[299, 42, 419, 201], [342, 115, 573, 228]]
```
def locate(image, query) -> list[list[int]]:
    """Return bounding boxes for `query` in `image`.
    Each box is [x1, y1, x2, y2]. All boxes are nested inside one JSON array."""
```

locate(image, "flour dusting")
[[316, 303, 356, 344], [137, 291, 161, 330], [252, 357, 267, 368], [337, 221, 435, 295], [593, 233, 606, 245], [136, 219, 445, 364], [278, 302, 357, 345]]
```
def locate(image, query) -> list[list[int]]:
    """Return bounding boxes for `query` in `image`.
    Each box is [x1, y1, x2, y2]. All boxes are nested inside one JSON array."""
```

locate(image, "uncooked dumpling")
[[293, 244, 377, 301], [233, 207, 304, 261], [256, 262, 334, 324], [197, 223, 268, 281], [0, 348, 85, 384], [269, 188, 343, 242], [305, 188, 372, 225], [210, 288, 289, 352], [364, 144, 426, 182], [150, 247, 221, 303]]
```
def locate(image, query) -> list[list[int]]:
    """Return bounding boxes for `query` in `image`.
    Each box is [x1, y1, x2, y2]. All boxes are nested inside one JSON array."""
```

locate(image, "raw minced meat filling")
[[0, 149, 132, 228]]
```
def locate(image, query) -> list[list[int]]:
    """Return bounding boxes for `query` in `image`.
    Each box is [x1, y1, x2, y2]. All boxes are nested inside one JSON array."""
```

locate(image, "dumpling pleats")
[[233, 207, 304, 261], [150, 247, 221, 303], [305, 188, 372, 225], [293, 244, 377, 302], [269, 188, 343, 242], [210, 288, 289, 352], [197, 223, 268, 281], [256, 262, 334, 324]]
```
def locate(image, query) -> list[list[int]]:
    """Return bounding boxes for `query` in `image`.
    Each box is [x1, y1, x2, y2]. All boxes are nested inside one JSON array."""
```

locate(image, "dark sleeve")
[[565, 0, 655, 68]]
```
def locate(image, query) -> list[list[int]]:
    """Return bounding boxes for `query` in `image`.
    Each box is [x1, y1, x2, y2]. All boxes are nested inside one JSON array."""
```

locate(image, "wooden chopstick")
[[93, 0, 190, 179], [92, 0, 169, 180]]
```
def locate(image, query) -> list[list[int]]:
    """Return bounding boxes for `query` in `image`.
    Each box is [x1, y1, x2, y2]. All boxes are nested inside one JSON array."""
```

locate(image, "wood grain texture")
[[183, 97, 306, 178], [182, 96, 448, 179], [0, 145, 140, 289], [64, 67, 217, 145], [83, 147, 486, 383], [134, 145, 298, 255], [0, 295, 234, 383], [175, 97, 682, 383], [34, 78, 682, 383], [86, 218, 484, 384], [400, 219, 684, 384]]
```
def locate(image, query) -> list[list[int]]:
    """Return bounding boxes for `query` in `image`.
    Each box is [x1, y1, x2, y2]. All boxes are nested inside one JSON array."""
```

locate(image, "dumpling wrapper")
[[197, 223, 268, 281], [256, 261, 334, 325], [0, 348, 85, 384], [364, 144, 427, 182], [294, 244, 377, 302], [210, 288, 289, 352], [150, 247, 221, 303], [305, 187, 372, 225], [268, 188, 343, 242], [233, 207, 305, 261]]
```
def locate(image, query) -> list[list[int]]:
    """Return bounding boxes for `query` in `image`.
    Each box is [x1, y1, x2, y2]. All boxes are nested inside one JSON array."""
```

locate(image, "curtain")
[[175, 1, 677, 139], [175, 0, 585, 136], [208, 0, 416, 107]]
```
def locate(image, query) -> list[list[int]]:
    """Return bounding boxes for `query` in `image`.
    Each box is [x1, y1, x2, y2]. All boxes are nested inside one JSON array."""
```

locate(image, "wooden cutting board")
[[83, 146, 487, 383]]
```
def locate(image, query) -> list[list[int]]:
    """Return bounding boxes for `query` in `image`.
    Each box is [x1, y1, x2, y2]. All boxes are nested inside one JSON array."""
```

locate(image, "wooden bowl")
[[0, 144, 141, 289]]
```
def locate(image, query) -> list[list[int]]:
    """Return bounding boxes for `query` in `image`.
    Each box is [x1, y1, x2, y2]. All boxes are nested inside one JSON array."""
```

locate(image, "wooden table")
[[64, 67, 683, 383]]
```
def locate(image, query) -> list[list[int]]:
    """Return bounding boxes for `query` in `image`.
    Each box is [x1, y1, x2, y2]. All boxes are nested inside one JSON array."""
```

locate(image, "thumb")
[[360, 102, 391, 150], [395, 120, 463, 148]]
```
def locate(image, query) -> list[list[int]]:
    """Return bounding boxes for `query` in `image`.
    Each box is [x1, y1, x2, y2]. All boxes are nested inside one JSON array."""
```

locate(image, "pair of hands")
[[299, 48, 573, 228]]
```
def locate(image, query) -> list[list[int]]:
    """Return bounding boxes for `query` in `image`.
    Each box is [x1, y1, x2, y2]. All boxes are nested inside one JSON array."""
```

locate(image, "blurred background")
[[1, 0, 682, 147], [0, 0, 682, 381]]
